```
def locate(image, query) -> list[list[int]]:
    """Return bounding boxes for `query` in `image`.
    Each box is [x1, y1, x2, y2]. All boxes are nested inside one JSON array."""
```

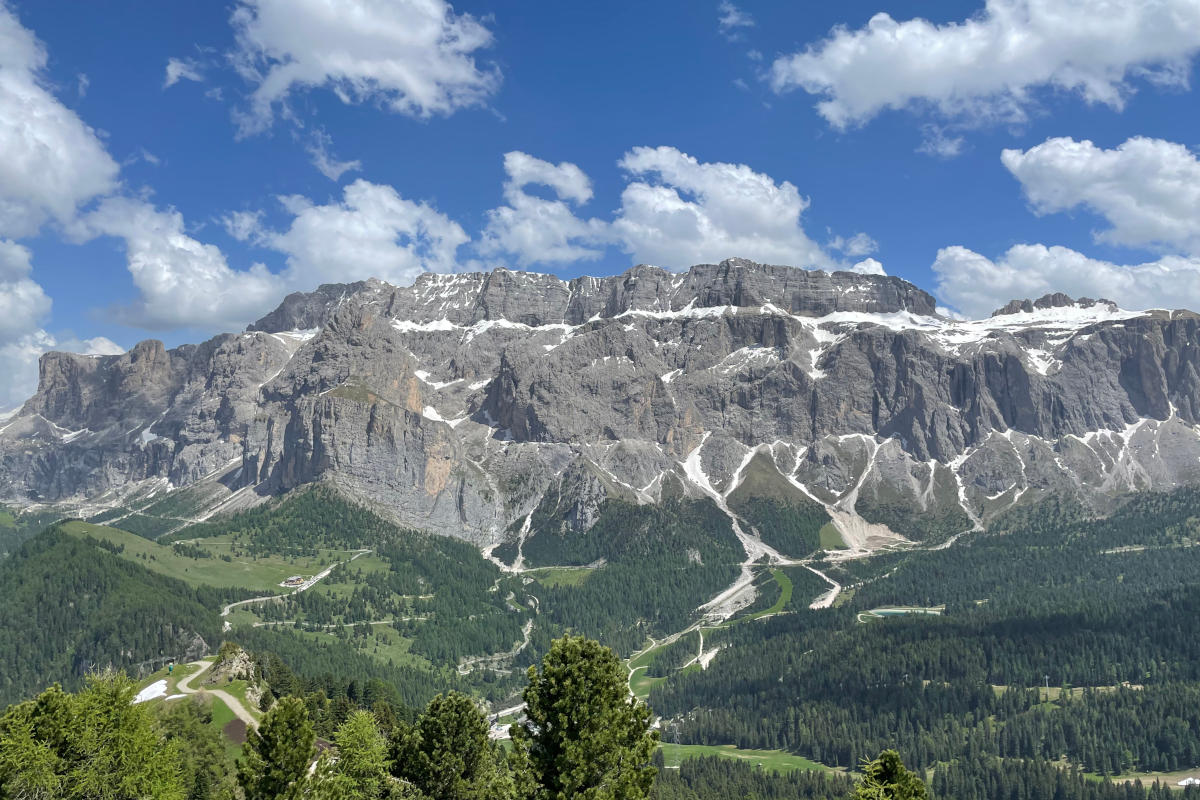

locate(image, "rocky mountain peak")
[[246, 259, 938, 336], [991, 293, 1118, 317], [3, 259, 1197, 552], [247, 279, 384, 334]]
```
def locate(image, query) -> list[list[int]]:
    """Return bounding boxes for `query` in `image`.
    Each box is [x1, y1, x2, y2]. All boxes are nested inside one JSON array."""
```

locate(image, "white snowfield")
[[132, 679, 167, 704], [386, 297, 1140, 357]]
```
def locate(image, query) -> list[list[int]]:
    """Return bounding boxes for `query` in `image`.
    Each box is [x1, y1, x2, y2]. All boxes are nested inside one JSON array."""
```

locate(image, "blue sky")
[[2, 0, 1200, 407]]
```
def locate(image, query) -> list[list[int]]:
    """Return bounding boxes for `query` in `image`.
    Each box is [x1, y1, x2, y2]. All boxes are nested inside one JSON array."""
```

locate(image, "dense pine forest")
[[651, 488, 1200, 793], [0, 525, 246, 707], [2, 485, 1200, 797]]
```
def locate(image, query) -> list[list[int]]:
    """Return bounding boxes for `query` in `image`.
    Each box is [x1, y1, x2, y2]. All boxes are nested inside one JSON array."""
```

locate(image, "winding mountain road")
[[175, 659, 258, 729], [220, 549, 372, 629]]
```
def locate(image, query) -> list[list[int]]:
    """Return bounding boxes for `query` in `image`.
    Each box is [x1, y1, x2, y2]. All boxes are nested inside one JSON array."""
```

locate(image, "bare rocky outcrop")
[[205, 642, 263, 707]]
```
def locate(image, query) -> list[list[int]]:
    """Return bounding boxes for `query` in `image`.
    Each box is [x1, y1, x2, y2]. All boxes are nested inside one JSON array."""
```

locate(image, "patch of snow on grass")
[[133, 680, 167, 704]]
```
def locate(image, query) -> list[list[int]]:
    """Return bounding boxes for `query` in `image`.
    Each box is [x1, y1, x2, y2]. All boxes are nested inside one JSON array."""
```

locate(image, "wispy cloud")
[[163, 57, 204, 88], [305, 130, 362, 182], [717, 1, 754, 41]]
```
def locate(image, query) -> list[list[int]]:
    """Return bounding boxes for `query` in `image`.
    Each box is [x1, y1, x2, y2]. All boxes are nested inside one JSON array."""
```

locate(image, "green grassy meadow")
[[658, 742, 839, 775], [60, 521, 355, 591]]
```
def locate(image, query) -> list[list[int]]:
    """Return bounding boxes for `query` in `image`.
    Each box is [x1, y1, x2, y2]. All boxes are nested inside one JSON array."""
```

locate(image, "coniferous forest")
[[3, 486, 1200, 798]]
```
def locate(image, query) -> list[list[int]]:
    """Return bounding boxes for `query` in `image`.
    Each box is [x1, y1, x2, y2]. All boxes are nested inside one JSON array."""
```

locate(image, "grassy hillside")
[[62, 520, 358, 592]]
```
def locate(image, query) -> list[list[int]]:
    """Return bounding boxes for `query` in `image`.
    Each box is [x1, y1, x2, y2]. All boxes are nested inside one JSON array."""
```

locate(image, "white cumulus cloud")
[[230, 0, 500, 135], [221, 210, 265, 243], [1002, 136, 1200, 253], [0, 3, 126, 408], [0, 240, 50, 344], [829, 231, 878, 258], [0, 3, 119, 238], [850, 257, 886, 276], [478, 152, 610, 267], [265, 180, 468, 289], [771, 0, 1200, 129], [613, 146, 832, 269], [932, 243, 1200, 318], [78, 181, 470, 331], [478, 148, 859, 271], [76, 197, 287, 331]]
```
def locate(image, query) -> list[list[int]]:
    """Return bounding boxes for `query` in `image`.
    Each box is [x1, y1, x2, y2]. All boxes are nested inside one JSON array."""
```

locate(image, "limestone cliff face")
[[3, 259, 1199, 549]]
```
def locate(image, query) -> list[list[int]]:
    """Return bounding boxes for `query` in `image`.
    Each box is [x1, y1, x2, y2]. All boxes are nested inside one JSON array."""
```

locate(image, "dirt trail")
[[175, 660, 258, 729]]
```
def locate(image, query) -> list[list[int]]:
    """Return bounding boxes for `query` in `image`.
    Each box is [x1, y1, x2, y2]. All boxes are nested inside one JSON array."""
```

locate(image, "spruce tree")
[[512, 635, 658, 800], [159, 698, 232, 800], [850, 750, 928, 800], [331, 710, 392, 799], [392, 691, 511, 800], [238, 696, 316, 800], [0, 673, 185, 800]]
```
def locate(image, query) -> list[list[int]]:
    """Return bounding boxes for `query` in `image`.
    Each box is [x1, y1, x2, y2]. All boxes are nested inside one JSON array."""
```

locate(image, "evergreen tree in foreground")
[[159, 697, 236, 800], [849, 750, 928, 800], [392, 691, 514, 800], [238, 696, 316, 800], [512, 635, 658, 800], [335, 710, 392, 798], [0, 672, 186, 800]]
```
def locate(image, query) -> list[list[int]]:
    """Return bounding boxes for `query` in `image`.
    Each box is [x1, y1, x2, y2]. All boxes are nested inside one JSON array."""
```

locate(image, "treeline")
[[931, 758, 1196, 800], [0, 505, 66, 557], [670, 671, 1200, 775], [649, 754, 854, 800], [729, 497, 824, 558], [235, 627, 467, 722]]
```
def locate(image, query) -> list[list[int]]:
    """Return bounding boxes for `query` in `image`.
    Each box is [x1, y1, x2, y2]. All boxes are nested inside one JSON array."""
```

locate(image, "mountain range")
[[3, 257, 1198, 562]]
